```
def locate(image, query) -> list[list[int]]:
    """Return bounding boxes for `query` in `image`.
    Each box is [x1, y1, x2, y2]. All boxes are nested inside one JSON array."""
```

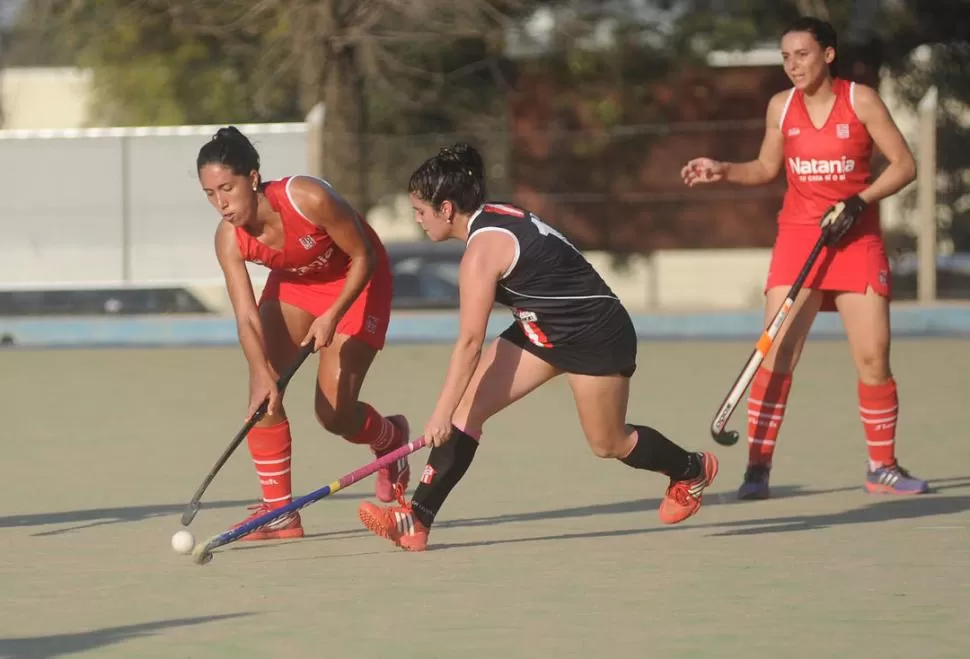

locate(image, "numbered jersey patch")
[[466, 202, 621, 349]]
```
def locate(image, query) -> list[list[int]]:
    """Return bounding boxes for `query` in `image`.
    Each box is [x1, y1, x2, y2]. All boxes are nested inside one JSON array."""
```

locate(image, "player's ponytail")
[[408, 142, 487, 214], [783, 16, 839, 77], [196, 125, 262, 181]]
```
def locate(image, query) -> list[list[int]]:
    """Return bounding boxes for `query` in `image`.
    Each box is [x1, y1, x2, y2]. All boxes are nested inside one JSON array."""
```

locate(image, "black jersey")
[[466, 203, 627, 349]]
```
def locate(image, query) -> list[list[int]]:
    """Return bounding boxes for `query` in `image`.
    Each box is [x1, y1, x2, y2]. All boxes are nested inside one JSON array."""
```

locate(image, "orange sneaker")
[[658, 452, 719, 525], [374, 415, 411, 503], [232, 503, 304, 541], [358, 484, 429, 552]]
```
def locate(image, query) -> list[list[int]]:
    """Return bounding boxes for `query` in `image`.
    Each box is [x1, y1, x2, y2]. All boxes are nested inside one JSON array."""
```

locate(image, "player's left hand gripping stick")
[[191, 437, 428, 565]]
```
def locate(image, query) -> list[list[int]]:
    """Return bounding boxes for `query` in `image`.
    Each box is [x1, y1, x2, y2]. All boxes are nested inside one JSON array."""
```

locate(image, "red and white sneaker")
[[358, 484, 429, 552], [658, 452, 719, 525], [231, 502, 304, 541], [374, 415, 411, 503]]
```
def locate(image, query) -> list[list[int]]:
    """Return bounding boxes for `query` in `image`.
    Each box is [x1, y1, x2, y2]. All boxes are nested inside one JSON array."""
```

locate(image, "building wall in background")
[[0, 67, 94, 130]]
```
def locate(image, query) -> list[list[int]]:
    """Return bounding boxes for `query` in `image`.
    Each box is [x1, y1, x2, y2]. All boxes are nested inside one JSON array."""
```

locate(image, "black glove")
[[819, 194, 866, 246]]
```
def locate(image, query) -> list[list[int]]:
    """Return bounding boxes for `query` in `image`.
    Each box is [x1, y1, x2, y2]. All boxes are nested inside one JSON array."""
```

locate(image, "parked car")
[[890, 251, 970, 301], [0, 286, 211, 317], [387, 240, 464, 310], [0, 241, 467, 317]]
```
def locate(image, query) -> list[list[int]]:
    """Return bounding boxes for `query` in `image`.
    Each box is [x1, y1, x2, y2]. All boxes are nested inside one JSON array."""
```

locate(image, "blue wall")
[[2, 306, 969, 348]]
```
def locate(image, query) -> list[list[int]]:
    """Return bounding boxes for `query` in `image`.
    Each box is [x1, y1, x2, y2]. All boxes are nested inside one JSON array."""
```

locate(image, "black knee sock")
[[410, 425, 479, 528], [620, 425, 700, 480]]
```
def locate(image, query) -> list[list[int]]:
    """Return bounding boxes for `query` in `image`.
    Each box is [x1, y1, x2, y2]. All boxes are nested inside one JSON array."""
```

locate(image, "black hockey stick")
[[710, 232, 827, 446], [180, 342, 315, 525]]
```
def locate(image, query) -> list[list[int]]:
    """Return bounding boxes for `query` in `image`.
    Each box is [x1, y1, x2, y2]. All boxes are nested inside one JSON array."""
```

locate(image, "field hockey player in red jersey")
[[196, 126, 411, 540], [681, 17, 928, 499]]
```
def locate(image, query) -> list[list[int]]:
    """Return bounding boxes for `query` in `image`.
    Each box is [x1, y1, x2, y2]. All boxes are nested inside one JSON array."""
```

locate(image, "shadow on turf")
[[268, 483, 860, 546], [709, 488, 970, 538], [433, 481, 865, 532], [428, 475, 970, 551], [144, 477, 970, 557], [0, 613, 252, 659], [2, 491, 372, 537]]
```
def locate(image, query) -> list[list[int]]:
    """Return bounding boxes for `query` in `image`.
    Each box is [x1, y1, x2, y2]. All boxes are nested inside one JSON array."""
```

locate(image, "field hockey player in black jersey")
[[357, 143, 719, 551]]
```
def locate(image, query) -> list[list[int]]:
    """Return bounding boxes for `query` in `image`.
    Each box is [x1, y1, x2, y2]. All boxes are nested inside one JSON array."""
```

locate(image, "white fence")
[[0, 101, 944, 311], [0, 122, 308, 288]]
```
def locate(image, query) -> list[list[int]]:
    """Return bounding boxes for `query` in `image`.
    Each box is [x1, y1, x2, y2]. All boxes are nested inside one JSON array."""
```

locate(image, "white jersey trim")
[[467, 227, 520, 279], [779, 88, 796, 130], [285, 175, 317, 223], [466, 206, 485, 235], [285, 175, 365, 235], [849, 81, 857, 115], [499, 284, 619, 303]]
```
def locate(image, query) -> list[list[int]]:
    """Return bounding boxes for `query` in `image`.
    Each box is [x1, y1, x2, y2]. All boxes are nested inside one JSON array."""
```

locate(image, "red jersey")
[[777, 78, 877, 231], [235, 175, 381, 282]]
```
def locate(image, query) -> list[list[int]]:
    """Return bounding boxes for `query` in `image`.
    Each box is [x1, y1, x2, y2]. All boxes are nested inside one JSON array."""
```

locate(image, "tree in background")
[[874, 0, 970, 253], [7, 0, 531, 211], [7, 0, 967, 252]]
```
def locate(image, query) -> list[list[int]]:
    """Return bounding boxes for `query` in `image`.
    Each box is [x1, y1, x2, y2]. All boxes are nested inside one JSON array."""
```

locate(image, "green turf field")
[[1, 339, 968, 659]]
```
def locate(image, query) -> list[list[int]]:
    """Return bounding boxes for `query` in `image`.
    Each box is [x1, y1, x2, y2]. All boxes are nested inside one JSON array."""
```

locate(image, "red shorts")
[[259, 256, 393, 351], [765, 225, 891, 312]]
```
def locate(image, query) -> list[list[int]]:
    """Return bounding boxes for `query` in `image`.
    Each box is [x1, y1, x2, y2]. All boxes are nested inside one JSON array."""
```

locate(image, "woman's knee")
[[450, 347, 523, 430], [313, 391, 359, 436], [451, 396, 493, 435], [585, 426, 635, 459], [765, 340, 800, 373], [761, 289, 821, 373], [763, 317, 813, 372], [854, 343, 891, 383], [838, 290, 892, 383]]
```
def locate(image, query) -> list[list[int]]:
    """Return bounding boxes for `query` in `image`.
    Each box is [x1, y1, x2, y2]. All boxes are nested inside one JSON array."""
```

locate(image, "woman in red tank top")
[[680, 18, 927, 498], [196, 126, 411, 540]]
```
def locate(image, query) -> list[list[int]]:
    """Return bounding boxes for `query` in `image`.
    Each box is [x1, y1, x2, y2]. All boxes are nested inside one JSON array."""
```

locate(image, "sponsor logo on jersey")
[[836, 123, 850, 139], [787, 127, 800, 136], [299, 235, 316, 250], [788, 156, 856, 183], [285, 246, 335, 276], [512, 308, 538, 323]]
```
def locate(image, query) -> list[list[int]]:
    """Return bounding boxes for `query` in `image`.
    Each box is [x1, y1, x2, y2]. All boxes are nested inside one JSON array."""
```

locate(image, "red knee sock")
[[858, 379, 898, 469], [747, 367, 793, 467], [346, 403, 403, 453], [248, 420, 293, 508]]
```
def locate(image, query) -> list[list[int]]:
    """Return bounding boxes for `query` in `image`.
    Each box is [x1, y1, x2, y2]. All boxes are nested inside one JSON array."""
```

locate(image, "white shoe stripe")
[[265, 512, 297, 529], [393, 510, 414, 536]]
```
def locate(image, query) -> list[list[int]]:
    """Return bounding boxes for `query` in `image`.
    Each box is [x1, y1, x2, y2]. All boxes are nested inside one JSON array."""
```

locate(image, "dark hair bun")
[[215, 126, 245, 141], [197, 125, 261, 176], [438, 142, 484, 179]]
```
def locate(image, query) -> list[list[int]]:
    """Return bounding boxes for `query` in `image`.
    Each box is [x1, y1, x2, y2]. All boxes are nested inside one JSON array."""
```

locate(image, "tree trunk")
[[315, 3, 369, 212], [0, 31, 6, 129]]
